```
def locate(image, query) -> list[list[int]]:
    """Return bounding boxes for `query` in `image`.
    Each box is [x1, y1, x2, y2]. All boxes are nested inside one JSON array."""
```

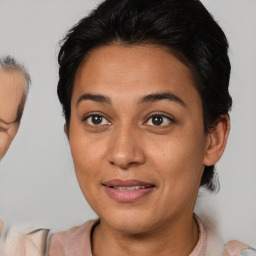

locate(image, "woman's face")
[[68, 45, 216, 233], [0, 70, 25, 159]]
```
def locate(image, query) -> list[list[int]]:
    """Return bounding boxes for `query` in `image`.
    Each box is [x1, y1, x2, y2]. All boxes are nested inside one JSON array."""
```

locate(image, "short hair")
[[57, 0, 232, 192], [0, 55, 31, 122], [0, 55, 31, 95]]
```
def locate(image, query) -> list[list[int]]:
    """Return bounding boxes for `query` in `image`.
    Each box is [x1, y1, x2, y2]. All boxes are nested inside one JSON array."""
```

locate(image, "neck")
[[92, 213, 199, 256]]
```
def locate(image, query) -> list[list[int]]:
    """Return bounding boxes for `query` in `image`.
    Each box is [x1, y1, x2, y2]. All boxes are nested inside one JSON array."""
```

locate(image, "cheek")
[[70, 132, 106, 170], [8, 124, 19, 139], [0, 134, 11, 158], [69, 131, 109, 214], [0, 125, 19, 158], [69, 125, 107, 191], [148, 129, 206, 193]]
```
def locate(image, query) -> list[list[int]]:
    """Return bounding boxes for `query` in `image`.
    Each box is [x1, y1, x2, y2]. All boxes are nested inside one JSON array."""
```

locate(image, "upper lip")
[[103, 179, 155, 188]]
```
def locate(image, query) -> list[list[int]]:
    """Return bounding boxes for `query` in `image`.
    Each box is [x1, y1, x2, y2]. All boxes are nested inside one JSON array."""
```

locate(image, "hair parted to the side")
[[57, 0, 232, 192], [0, 55, 31, 122]]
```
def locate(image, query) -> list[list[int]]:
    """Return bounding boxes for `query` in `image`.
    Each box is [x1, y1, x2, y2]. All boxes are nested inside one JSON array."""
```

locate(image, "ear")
[[64, 124, 69, 139], [203, 115, 230, 166]]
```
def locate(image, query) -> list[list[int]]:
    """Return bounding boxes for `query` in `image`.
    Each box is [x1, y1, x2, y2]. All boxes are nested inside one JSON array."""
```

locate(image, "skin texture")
[[0, 69, 26, 159], [67, 44, 230, 256]]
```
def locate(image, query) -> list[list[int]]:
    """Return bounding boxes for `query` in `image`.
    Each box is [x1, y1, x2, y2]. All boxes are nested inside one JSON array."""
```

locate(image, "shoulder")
[[49, 219, 99, 256], [195, 214, 256, 256], [223, 240, 256, 256], [0, 225, 49, 256]]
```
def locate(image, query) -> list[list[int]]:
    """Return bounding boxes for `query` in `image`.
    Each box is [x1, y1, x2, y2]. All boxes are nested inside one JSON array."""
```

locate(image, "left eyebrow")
[[139, 92, 186, 107]]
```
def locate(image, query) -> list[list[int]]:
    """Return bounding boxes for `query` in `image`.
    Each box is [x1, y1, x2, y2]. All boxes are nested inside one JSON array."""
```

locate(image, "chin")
[[100, 208, 159, 234]]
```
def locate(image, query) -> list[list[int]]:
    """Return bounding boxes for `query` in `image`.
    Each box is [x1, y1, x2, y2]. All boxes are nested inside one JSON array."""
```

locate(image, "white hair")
[[0, 55, 31, 94], [0, 55, 31, 121]]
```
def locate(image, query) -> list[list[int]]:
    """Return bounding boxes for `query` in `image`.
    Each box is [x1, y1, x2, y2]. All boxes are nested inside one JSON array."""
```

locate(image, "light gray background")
[[0, 0, 255, 247]]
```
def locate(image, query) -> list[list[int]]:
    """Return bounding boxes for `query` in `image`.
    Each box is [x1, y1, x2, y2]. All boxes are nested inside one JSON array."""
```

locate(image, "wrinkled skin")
[[0, 69, 26, 159]]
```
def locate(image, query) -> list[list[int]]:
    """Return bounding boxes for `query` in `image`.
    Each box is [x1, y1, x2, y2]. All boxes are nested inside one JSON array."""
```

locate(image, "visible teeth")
[[113, 186, 146, 191]]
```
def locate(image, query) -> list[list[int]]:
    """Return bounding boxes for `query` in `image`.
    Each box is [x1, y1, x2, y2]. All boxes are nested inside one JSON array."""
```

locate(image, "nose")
[[107, 125, 146, 170]]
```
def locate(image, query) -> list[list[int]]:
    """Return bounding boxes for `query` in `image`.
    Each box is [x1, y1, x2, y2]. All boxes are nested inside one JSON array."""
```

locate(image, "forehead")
[[0, 69, 26, 123], [71, 45, 202, 114], [72, 44, 200, 105]]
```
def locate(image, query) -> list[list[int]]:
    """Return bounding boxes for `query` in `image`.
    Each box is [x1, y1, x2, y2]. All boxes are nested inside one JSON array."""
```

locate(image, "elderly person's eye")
[[83, 114, 111, 126], [144, 114, 175, 127], [0, 126, 7, 132]]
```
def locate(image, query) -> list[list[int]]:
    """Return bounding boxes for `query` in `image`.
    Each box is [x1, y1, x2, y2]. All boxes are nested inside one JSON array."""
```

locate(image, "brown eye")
[[145, 114, 174, 127], [84, 114, 111, 126], [152, 115, 164, 126], [91, 115, 103, 125]]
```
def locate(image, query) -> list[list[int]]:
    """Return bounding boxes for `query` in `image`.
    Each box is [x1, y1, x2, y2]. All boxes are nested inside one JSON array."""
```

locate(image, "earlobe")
[[203, 115, 230, 166]]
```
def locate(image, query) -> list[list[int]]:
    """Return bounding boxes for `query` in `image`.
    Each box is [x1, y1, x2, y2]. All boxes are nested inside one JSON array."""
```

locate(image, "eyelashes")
[[82, 112, 175, 128], [144, 114, 175, 127], [0, 127, 7, 132], [83, 114, 111, 126]]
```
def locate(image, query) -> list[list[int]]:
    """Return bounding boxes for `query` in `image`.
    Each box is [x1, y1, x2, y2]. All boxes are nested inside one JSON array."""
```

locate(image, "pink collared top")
[[190, 215, 207, 256]]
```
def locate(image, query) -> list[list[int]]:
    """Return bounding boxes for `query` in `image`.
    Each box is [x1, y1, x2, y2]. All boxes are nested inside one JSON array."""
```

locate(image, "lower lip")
[[104, 186, 154, 202]]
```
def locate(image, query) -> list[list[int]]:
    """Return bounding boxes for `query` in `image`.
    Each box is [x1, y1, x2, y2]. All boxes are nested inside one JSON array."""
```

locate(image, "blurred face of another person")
[[0, 69, 26, 159], [68, 44, 229, 235]]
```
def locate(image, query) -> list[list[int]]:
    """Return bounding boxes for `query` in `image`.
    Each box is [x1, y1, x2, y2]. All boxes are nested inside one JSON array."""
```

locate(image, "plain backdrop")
[[0, 0, 255, 247]]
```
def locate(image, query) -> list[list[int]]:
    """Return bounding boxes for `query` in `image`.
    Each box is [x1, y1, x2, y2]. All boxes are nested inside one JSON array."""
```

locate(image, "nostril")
[[127, 162, 139, 167], [108, 160, 140, 170], [109, 161, 115, 166]]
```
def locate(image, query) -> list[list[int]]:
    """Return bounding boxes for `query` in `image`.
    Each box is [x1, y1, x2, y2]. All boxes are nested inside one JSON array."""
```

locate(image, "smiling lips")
[[103, 179, 155, 202]]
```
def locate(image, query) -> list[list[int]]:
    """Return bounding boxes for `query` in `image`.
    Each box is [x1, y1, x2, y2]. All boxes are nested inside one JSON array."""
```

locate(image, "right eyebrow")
[[0, 95, 25, 125], [0, 118, 14, 125], [76, 93, 111, 107]]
